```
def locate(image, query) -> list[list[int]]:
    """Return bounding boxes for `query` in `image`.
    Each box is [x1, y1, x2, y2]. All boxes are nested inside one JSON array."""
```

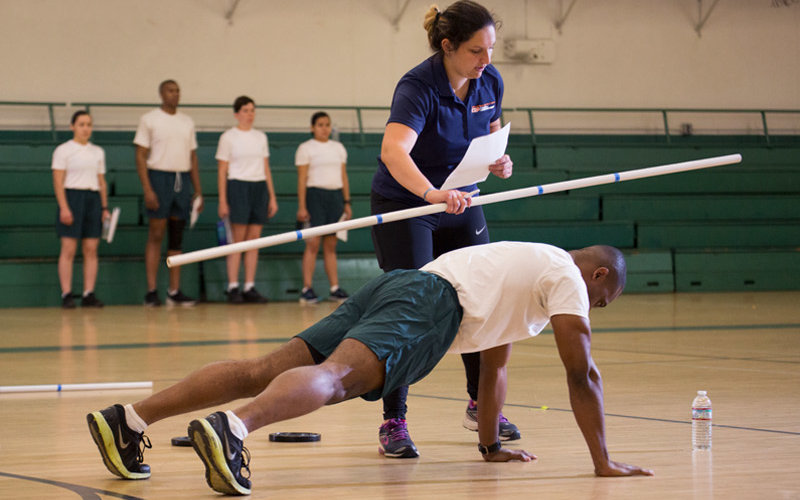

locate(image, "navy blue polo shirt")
[[372, 52, 504, 205]]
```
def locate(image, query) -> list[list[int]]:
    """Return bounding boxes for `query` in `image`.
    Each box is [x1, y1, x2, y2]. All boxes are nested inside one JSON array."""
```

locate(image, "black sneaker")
[[226, 287, 244, 304], [378, 418, 419, 458], [166, 289, 196, 307], [144, 290, 161, 307], [299, 287, 320, 305], [86, 404, 152, 480], [188, 412, 252, 496], [62, 293, 76, 309], [463, 399, 521, 441], [329, 287, 349, 302], [81, 292, 104, 308], [242, 287, 268, 304]]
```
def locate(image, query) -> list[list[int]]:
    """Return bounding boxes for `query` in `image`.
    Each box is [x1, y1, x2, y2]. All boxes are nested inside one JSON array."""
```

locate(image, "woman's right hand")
[[143, 189, 159, 211], [218, 200, 229, 219], [424, 189, 473, 215], [296, 207, 310, 222], [59, 207, 74, 226]]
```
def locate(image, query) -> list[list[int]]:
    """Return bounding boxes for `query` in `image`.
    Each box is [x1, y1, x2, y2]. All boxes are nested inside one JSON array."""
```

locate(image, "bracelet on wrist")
[[422, 187, 435, 201], [102, 206, 108, 210], [343, 200, 351, 204], [478, 441, 502, 455]]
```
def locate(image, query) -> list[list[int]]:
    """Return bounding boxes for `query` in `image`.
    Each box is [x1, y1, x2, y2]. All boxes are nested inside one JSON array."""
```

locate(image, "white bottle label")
[[692, 408, 712, 420]]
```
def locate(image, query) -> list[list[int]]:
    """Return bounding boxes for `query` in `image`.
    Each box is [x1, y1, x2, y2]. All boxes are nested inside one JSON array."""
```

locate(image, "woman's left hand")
[[489, 154, 513, 179], [343, 204, 353, 221]]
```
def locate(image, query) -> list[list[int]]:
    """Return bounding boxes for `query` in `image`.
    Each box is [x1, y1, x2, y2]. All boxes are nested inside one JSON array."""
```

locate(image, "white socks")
[[123, 405, 248, 441], [124, 404, 148, 434], [225, 410, 249, 440], [244, 282, 254, 292], [228, 282, 239, 291], [330, 285, 339, 293]]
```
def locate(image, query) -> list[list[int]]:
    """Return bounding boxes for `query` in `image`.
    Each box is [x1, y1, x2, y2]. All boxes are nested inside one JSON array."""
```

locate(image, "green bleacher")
[[1, 124, 798, 307]]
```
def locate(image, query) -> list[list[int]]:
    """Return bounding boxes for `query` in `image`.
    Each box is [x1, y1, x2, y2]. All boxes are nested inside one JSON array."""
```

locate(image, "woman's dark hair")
[[71, 110, 90, 125], [311, 111, 329, 126], [233, 95, 255, 113], [423, 1, 500, 53]]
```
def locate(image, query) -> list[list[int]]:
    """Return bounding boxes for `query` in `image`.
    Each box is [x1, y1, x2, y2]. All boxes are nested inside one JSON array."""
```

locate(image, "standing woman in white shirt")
[[295, 111, 352, 304], [216, 96, 278, 303], [52, 110, 109, 308]]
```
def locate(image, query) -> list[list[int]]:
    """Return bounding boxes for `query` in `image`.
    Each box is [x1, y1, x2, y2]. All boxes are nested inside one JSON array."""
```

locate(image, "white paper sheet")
[[189, 195, 203, 229], [439, 122, 510, 191], [102, 207, 121, 244], [336, 213, 348, 242]]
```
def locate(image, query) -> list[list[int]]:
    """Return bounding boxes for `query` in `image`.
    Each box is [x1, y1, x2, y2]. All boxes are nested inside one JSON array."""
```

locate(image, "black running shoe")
[[166, 289, 196, 307], [86, 404, 152, 479], [81, 292, 104, 308], [242, 287, 268, 304], [144, 290, 161, 307], [62, 293, 76, 309], [299, 287, 320, 305], [329, 287, 349, 302], [188, 412, 251, 496], [226, 287, 244, 304]]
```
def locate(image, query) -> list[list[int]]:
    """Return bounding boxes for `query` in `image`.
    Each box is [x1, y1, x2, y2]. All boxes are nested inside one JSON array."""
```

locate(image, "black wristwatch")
[[478, 441, 502, 455]]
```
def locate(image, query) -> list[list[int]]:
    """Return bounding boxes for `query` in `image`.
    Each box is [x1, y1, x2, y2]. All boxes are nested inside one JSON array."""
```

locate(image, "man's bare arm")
[[476, 344, 535, 463], [550, 314, 654, 477]]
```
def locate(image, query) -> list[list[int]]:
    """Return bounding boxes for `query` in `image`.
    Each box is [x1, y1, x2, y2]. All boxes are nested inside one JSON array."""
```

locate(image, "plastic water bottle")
[[216, 219, 229, 246], [692, 390, 712, 450]]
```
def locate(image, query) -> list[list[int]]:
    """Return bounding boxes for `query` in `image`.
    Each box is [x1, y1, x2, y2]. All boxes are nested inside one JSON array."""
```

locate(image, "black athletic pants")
[[370, 191, 489, 420]]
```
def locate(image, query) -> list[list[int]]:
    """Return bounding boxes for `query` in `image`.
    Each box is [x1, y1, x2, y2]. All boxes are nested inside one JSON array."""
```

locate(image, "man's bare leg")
[[234, 338, 386, 433], [186, 338, 386, 495], [134, 338, 315, 425]]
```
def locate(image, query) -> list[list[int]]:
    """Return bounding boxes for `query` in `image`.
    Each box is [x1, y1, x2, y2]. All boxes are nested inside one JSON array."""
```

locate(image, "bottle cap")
[[697, 390, 707, 396]]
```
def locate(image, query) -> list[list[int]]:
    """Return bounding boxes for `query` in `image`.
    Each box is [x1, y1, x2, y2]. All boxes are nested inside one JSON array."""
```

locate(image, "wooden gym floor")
[[0, 291, 798, 499]]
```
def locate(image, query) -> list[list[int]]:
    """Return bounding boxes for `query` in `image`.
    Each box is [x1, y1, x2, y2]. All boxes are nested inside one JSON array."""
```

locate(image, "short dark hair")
[[423, 1, 500, 53], [233, 95, 255, 113], [593, 245, 627, 290], [158, 79, 178, 94], [71, 110, 90, 125], [311, 111, 329, 126]]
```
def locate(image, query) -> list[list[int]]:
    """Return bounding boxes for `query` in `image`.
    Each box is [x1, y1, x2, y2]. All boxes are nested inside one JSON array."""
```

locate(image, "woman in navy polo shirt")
[[371, 1, 518, 458]]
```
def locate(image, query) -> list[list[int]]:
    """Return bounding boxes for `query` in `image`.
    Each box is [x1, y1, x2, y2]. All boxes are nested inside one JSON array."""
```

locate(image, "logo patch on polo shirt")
[[471, 101, 496, 113]]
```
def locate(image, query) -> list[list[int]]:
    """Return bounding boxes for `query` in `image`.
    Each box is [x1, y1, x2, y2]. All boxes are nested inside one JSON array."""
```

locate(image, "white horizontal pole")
[[167, 153, 741, 268], [0, 381, 153, 393]]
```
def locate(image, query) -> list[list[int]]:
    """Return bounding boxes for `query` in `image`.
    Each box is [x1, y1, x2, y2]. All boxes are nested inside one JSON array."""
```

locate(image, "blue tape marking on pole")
[[377, 214, 383, 224], [537, 186, 543, 194], [57, 384, 62, 392], [295, 230, 302, 240], [614, 173, 621, 182]]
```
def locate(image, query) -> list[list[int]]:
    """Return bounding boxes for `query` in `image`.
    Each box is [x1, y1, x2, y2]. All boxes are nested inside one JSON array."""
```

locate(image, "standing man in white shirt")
[[134, 80, 203, 307]]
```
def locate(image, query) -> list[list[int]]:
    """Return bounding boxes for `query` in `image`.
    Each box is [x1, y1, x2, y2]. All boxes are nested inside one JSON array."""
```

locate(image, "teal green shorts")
[[295, 270, 463, 401]]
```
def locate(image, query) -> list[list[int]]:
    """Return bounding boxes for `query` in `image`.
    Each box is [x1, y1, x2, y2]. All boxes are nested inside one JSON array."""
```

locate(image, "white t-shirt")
[[133, 108, 197, 172], [294, 138, 347, 189], [421, 242, 590, 354], [51, 140, 106, 191], [215, 127, 269, 182]]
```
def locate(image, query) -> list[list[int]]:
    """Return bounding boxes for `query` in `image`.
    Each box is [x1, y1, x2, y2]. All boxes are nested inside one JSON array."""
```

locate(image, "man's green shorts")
[[295, 269, 463, 401]]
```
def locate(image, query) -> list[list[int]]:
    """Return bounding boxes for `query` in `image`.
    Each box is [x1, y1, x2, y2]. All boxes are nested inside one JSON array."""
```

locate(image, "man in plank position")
[[87, 241, 654, 496]]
